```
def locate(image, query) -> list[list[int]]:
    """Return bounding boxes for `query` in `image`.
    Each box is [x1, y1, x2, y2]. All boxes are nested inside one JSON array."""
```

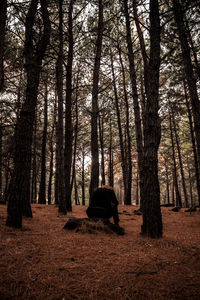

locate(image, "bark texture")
[[89, 0, 104, 200], [141, 0, 162, 238], [173, 0, 200, 171], [64, 0, 74, 211], [6, 0, 50, 228], [0, 0, 7, 91]]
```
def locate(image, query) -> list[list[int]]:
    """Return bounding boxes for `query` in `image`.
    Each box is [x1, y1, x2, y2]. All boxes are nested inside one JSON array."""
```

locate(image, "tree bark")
[[123, 0, 144, 208], [48, 106, 56, 206], [56, 0, 66, 213], [110, 52, 127, 203], [171, 108, 189, 207], [0, 125, 2, 203], [99, 116, 106, 186], [0, 0, 7, 91], [184, 80, 200, 206], [164, 157, 170, 204], [38, 84, 48, 205], [81, 150, 85, 206], [108, 117, 114, 187], [141, 0, 162, 238], [89, 0, 104, 200], [31, 114, 37, 203], [6, 0, 50, 228], [118, 42, 132, 205], [64, 0, 74, 211], [169, 112, 182, 207], [173, 0, 200, 171]]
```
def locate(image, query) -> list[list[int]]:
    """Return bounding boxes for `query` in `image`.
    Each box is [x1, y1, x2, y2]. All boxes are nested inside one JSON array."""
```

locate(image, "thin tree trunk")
[[48, 109, 55, 205], [74, 174, 80, 205], [0, 0, 7, 91], [31, 114, 37, 203], [70, 73, 79, 195], [48, 142, 54, 206], [0, 125, 2, 203], [173, 0, 200, 171], [171, 108, 189, 207], [110, 52, 127, 202], [6, 0, 50, 228], [123, 0, 144, 208], [89, 0, 103, 200], [38, 83, 48, 205], [135, 166, 139, 206], [169, 113, 182, 207], [164, 157, 170, 204], [56, 0, 66, 213], [184, 80, 200, 206], [108, 117, 114, 187], [99, 116, 106, 186], [187, 162, 194, 207], [118, 42, 132, 204], [171, 175, 175, 206], [64, 0, 74, 211], [81, 150, 85, 206]]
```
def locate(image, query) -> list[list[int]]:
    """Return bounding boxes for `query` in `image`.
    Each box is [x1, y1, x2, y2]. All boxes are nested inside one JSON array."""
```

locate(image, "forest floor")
[[0, 204, 200, 300]]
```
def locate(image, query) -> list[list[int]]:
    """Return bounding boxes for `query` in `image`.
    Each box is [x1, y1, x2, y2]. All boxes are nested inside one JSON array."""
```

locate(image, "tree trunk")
[[64, 0, 74, 211], [48, 110, 55, 205], [71, 74, 79, 196], [31, 114, 37, 203], [123, 0, 144, 208], [187, 162, 194, 207], [56, 0, 66, 213], [81, 150, 85, 206], [141, 0, 162, 238], [6, 0, 50, 228], [89, 0, 103, 200], [110, 52, 127, 202], [118, 42, 132, 205], [164, 157, 170, 204], [169, 112, 182, 207], [171, 108, 189, 207], [0, 0, 7, 91], [184, 80, 200, 206], [0, 125, 2, 203], [99, 116, 106, 186], [48, 140, 54, 206], [173, 0, 200, 171], [38, 84, 48, 205], [108, 117, 114, 187]]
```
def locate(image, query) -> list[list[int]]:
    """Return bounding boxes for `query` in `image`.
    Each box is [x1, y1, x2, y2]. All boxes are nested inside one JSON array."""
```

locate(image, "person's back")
[[86, 186, 119, 225]]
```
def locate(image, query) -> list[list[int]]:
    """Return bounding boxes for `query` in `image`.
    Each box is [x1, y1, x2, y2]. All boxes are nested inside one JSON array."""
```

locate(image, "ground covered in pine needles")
[[0, 204, 200, 300]]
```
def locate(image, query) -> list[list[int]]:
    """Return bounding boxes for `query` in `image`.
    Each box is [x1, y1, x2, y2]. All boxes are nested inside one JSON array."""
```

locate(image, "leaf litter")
[[0, 204, 200, 300]]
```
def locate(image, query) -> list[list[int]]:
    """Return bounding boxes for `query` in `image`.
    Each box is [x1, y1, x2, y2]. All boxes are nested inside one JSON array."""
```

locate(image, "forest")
[[0, 0, 200, 239]]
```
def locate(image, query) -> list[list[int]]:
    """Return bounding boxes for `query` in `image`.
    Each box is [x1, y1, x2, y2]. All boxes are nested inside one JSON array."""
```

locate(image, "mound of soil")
[[0, 204, 200, 299]]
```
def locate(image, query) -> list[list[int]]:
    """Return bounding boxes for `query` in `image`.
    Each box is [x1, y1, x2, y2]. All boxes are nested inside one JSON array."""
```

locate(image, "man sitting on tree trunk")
[[86, 185, 120, 226]]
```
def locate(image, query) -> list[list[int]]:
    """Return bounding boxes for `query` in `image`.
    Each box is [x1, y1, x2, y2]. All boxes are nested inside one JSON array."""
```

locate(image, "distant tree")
[[171, 106, 189, 207], [169, 111, 182, 207], [184, 80, 200, 206], [123, 0, 143, 206], [6, 0, 51, 228], [89, 0, 104, 200], [56, 0, 66, 214], [110, 51, 127, 203], [0, 0, 7, 91], [38, 83, 48, 204], [173, 0, 200, 171], [64, 0, 74, 211]]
